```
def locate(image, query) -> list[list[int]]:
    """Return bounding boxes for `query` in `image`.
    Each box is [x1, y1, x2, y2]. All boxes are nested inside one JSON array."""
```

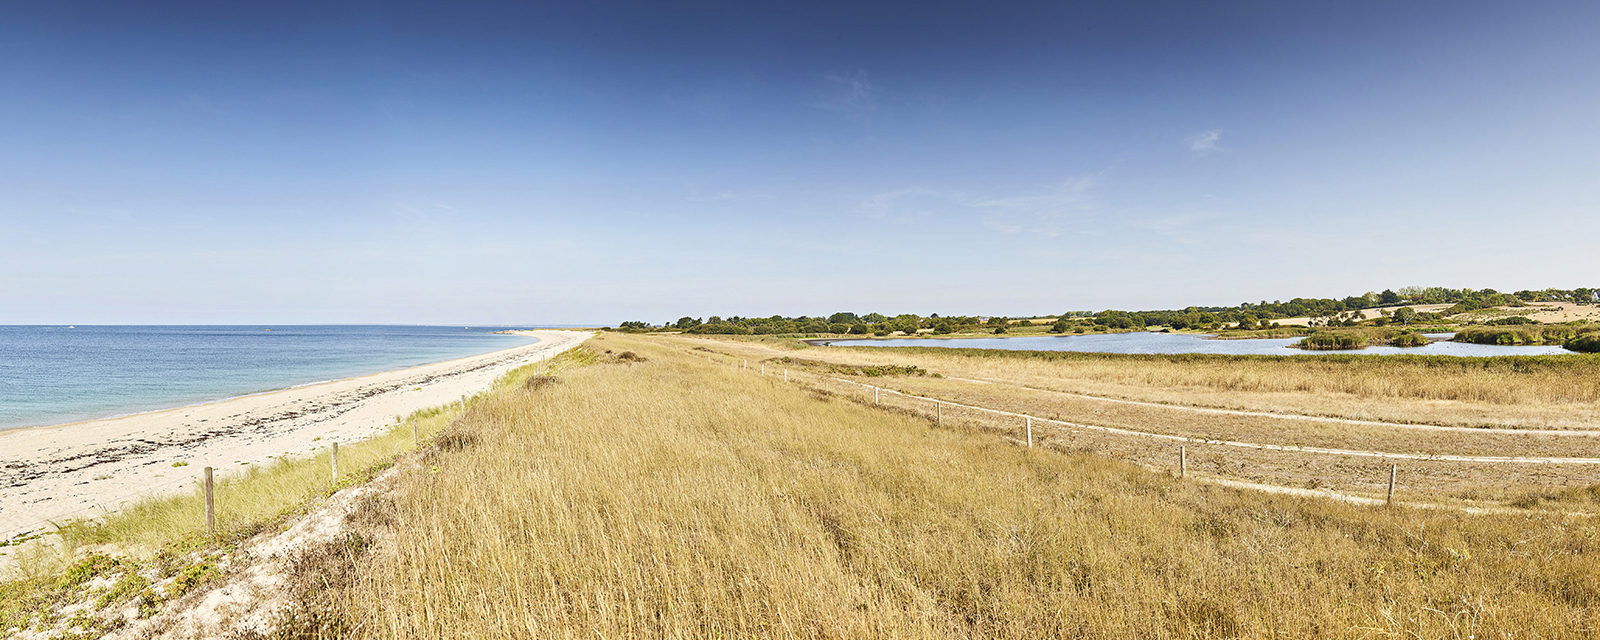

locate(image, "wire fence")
[[1, 341, 582, 547], [694, 349, 1600, 511]]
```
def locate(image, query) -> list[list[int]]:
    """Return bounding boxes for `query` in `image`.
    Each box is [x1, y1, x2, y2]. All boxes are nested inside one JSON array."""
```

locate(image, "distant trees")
[[655, 284, 1597, 340]]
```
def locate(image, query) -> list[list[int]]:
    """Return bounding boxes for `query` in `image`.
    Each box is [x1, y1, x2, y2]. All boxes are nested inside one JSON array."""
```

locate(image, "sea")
[[0, 325, 548, 431]]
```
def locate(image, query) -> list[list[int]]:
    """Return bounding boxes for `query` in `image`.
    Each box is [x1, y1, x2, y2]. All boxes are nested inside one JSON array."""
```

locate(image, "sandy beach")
[[0, 330, 591, 544]]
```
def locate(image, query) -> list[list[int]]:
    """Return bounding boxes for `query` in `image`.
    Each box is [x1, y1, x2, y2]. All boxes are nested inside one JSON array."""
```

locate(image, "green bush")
[[1566, 332, 1600, 354], [1390, 332, 1428, 348], [1455, 325, 1581, 346], [1297, 332, 1364, 350]]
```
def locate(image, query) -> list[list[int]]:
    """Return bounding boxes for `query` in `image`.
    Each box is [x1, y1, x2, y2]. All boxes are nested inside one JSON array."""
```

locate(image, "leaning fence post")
[[1026, 417, 1033, 448], [1387, 465, 1397, 505], [204, 467, 215, 535], [331, 442, 339, 481], [1179, 446, 1187, 479]]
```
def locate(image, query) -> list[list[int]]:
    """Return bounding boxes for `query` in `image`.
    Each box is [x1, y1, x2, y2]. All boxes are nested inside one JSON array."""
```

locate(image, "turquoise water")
[[817, 332, 1576, 357], [0, 326, 540, 430]]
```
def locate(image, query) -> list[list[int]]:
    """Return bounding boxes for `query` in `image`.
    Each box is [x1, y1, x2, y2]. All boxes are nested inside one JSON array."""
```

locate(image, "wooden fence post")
[[331, 442, 339, 481], [204, 467, 215, 535], [1026, 417, 1033, 448], [412, 420, 419, 447], [936, 400, 942, 426], [874, 386, 879, 404], [1180, 446, 1187, 479], [784, 369, 788, 382], [1387, 465, 1397, 506]]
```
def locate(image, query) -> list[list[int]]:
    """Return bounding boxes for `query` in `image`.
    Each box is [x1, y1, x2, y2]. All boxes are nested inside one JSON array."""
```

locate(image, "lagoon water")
[[0, 326, 540, 430], [822, 332, 1575, 357]]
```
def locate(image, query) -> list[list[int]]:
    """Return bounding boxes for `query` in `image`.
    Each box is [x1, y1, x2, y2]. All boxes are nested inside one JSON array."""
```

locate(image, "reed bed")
[[329, 333, 1600, 638]]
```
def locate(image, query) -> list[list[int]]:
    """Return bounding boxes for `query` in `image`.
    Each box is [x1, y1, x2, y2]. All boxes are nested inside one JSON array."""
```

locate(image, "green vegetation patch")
[[1454, 324, 1591, 347], [768, 356, 939, 378]]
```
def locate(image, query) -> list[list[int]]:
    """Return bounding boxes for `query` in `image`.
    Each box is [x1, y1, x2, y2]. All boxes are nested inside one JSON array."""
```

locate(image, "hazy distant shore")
[[0, 330, 591, 544]]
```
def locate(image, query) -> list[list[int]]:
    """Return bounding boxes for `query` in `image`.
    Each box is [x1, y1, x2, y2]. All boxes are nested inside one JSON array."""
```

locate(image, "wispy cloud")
[[859, 173, 1104, 236], [1186, 129, 1224, 152], [817, 70, 876, 122], [1132, 212, 1219, 245], [392, 201, 457, 221]]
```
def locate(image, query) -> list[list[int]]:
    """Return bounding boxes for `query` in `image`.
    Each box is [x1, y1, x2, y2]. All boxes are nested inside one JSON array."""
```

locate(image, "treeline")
[[663, 313, 988, 336], [610, 286, 1597, 336]]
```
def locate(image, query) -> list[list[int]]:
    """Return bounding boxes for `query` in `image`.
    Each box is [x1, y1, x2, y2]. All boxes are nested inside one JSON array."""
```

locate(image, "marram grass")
[[333, 333, 1600, 639]]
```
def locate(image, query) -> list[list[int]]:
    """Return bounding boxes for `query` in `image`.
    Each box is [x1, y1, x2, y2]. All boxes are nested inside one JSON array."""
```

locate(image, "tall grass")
[[331, 333, 1600, 638], [682, 339, 1600, 431], [55, 401, 468, 556], [1455, 324, 1588, 346]]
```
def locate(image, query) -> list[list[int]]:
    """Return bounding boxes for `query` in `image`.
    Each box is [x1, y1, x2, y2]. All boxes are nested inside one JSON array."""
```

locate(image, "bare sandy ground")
[[1272, 304, 1454, 327], [1273, 302, 1600, 327], [0, 330, 591, 544]]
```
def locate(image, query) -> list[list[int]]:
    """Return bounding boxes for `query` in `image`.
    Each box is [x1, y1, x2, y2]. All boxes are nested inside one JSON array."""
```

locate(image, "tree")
[[674, 317, 701, 329], [1380, 289, 1402, 305], [828, 312, 860, 325], [1392, 307, 1418, 326]]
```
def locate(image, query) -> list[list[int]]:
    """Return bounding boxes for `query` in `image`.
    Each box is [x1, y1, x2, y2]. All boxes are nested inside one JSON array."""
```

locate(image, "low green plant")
[[1566, 332, 1600, 354]]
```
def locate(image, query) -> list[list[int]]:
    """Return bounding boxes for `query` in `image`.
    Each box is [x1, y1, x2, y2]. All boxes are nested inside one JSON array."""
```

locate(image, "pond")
[[811, 332, 1576, 357]]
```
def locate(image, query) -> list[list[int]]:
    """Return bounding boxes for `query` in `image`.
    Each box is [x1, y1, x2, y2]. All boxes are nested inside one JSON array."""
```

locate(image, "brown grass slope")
[[321, 335, 1599, 639]]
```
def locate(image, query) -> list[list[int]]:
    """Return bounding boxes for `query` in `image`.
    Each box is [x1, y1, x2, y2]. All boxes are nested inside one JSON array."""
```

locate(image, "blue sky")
[[3, 1, 1597, 324]]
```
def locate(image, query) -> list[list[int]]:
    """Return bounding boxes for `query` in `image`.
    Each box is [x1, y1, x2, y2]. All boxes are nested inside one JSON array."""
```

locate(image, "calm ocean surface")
[[819, 332, 1576, 357], [0, 326, 541, 430]]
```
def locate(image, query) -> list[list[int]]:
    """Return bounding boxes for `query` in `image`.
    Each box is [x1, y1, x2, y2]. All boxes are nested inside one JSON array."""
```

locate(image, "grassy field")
[[663, 335, 1600, 509], [292, 332, 1599, 638], [683, 337, 1600, 430], [11, 333, 1600, 638]]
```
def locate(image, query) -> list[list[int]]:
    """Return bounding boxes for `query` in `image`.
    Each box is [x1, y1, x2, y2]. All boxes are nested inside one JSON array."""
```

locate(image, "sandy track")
[[0, 330, 591, 543]]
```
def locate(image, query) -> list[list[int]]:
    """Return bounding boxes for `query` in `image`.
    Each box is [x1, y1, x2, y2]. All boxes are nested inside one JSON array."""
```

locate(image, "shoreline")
[[0, 330, 592, 544], [0, 330, 546, 433]]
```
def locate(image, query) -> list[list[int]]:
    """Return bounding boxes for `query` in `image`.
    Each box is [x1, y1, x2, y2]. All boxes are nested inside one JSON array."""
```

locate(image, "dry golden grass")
[[665, 336, 1600, 509], [680, 336, 1600, 430], [324, 333, 1600, 638]]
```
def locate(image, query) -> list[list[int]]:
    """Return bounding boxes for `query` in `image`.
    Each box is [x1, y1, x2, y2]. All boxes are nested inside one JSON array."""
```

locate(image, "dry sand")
[[0, 330, 591, 544], [1272, 303, 1454, 327]]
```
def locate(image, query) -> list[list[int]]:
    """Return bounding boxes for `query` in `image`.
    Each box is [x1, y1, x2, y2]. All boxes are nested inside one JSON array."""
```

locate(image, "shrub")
[[1297, 332, 1364, 350], [687, 323, 752, 335], [1390, 332, 1428, 348], [1567, 332, 1600, 353]]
